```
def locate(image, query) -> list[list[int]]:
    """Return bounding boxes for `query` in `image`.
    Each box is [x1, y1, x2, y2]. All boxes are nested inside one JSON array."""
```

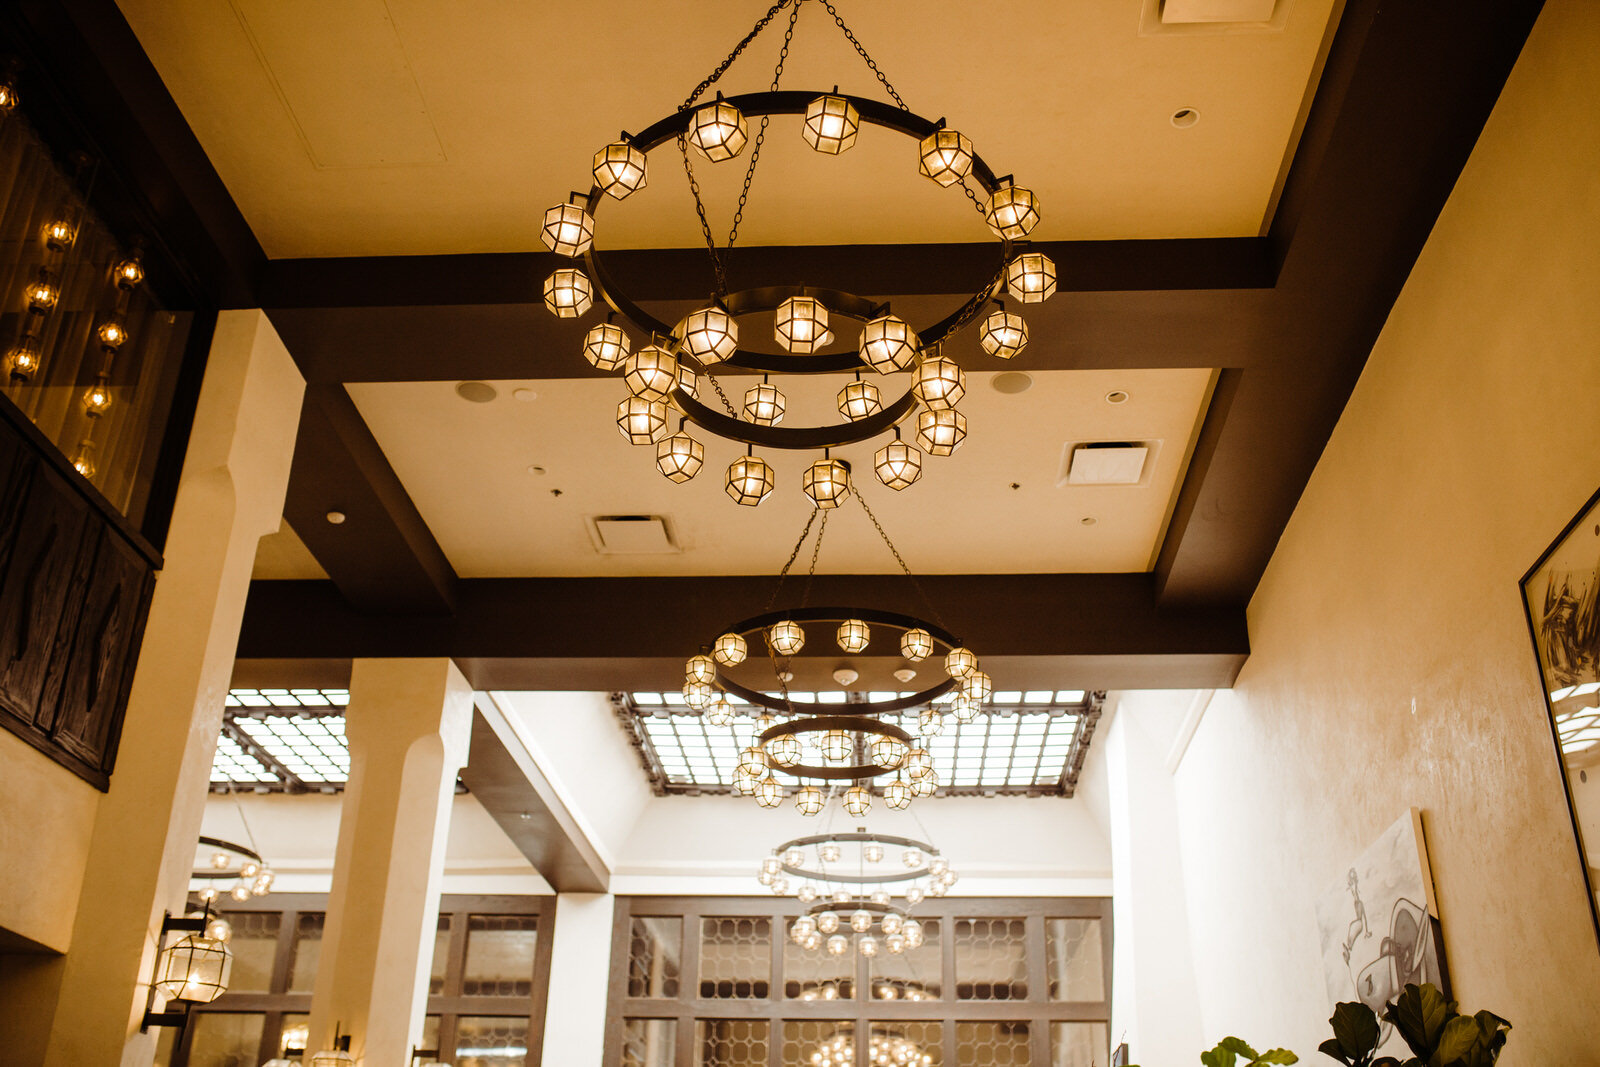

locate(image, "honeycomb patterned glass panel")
[[287, 912, 324, 993], [629, 916, 683, 998], [954, 918, 1029, 1000], [455, 1015, 529, 1067], [464, 914, 538, 996], [870, 1021, 943, 1066], [783, 1021, 854, 1067], [699, 916, 771, 999], [222, 910, 280, 992], [866, 917, 941, 1002], [1051, 1021, 1110, 1067], [954, 1021, 1031, 1066], [622, 1018, 677, 1067], [1045, 918, 1105, 1002], [783, 924, 854, 1001], [696, 1018, 771, 1067]]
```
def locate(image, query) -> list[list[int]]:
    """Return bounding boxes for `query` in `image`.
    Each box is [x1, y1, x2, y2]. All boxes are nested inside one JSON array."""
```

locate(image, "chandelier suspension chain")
[[854, 490, 948, 631], [798, 506, 829, 609], [680, 0, 798, 111], [676, 136, 730, 295], [816, 0, 910, 111], [725, 1, 802, 256], [765, 504, 823, 612]]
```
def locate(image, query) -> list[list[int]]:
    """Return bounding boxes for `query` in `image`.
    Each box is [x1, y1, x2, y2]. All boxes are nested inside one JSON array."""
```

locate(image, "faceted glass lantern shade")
[[821, 729, 851, 762], [802, 458, 852, 510], [916, 409, 966, 456], [593, 141, 648, 199], [733, 768, 759, 795], [775, 296, 833, 353], [827, 934, 849, 956], [97, 319, 128, 348], [870, 734, 904, 769], [683, 681, 715, 708], [706, 697, 735, 726], [26, 276, 58, 310], [543, 268, 593, 318], [884, 778, 912, 809], [767, 733, 802, 766], [900, 627, 933, 661], [676, 362, 698, 399], [961, 670, 993, 703], [980, 309, 1028, 359], [874, 440, 923, 491], [688, 99, 749, 161], [919, 708, 944, 737], [918, 128, 974, 187], [5, 340, 41, 382], [768, 620, 805, 655], [743, 383, 786, 425], [837, 380, 883, 420], [738, 746, 769, 777], [540, 202, 595, 257], [678, 306, 739, 363], [83, 383, 113, 418], [904, 749, 933, 780], [837, 619, 870, 653], [1005, 252, 1058, 303], [154, 935, 232, 1003], [656, 431, 704, 482], [913, 770, 938, 797], [850, 909, 873, 933], [755, 776, 783, 808], [623, 346, 679, 401], [859, 313, 917, 372], [983, 184, 1041, 240], [950, 692, 979, 723], [803, 94, 861, 154], [617, 397, 669, 445], [885, 932, 906, 954], [713, 632, 748, 666], [114, 257, 145, 289], [912, 357, 966, 409], [583, 322, 631, 371], [842, 785, 872, 817], [686, 654, 717, 686], [858, 934, 879, 957], [945, 647, 978, 679]]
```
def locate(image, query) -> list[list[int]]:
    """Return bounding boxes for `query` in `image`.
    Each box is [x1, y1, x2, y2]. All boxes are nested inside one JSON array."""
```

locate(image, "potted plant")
[[1319, 983, 1510, 1067]]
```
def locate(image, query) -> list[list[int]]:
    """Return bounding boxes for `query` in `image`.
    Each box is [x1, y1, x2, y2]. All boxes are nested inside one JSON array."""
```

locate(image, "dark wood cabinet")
[[0, 395, 157, 789]]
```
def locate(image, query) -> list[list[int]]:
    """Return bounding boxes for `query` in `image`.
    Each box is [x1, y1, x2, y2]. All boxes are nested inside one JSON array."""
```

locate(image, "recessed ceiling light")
[[456, 381, 497, 403], [1171, 108, 1199, 129], [991, 371, 1033, 394], [1105, 390, 1130, 404], [513, 387, 539, 402], [326, 510, 346, 525]]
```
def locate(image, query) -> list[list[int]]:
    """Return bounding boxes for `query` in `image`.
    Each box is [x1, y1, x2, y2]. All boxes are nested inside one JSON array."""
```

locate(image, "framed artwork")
[[1519, 484, 1600, 950], [1314, 810, 1448, 1060]]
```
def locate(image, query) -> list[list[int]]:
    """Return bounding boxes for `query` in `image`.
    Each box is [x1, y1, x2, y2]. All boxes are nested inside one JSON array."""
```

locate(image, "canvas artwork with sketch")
[[1314, 810, 1448, 1059]]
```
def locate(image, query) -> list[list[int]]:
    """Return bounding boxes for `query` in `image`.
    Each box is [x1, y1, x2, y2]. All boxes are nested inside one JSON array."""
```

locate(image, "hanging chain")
[[701, 368, 741, 417], [725, 0, 801, 255], [681, 0, 798, 110], [799, 508, 828, 608], [855, 489, 947, 630], [677, 135, 730, 296], [956, 175, 992, 218], [816, 0, 909, 110], [765, 507, 822, 611]]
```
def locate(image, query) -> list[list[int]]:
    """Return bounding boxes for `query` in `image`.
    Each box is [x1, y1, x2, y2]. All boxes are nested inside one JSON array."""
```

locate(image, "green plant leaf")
[[1330, 1001, 1382, 1060], [1256, 1049, 1298, 1064], [1433, 1016, 1478, 1065], [1319, 1038, 1358, 1066], [1385, 984, 1455, 1058], [1221, 1037, 1261, 1061], [1201, 1049, 1230, 1067]]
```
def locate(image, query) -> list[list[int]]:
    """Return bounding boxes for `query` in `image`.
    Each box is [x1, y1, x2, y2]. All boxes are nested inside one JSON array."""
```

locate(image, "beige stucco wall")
[[1168, 0, 1600, 1059], [0, 730, 98, 952]]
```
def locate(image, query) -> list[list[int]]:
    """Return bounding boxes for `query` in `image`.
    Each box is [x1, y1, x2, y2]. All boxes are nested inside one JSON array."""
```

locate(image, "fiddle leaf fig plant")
[[1318, 983, 1510, 1067], [1202, 1037, 1299, 1067]]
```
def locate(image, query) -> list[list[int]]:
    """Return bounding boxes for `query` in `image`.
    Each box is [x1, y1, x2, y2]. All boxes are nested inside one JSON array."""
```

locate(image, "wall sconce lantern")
[[311, 1032, 355, 1066], [139, 908, 233, 1031]]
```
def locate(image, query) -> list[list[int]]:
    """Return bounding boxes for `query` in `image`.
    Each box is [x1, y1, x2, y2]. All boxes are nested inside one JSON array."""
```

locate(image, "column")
[[307, 658, 472, 1064], [540, 893, 616, 1066], [40, 310, 304, 1066]]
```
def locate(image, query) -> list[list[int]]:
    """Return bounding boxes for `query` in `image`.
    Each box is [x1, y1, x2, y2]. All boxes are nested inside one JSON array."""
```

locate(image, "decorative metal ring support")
[[776, 830, 943, 884], [760, 714, 914, 780]]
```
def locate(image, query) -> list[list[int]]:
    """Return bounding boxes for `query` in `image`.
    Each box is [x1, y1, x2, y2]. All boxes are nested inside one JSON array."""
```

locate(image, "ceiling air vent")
[[586, 515, 681, 555], [1057, 442, 1160, 487], [1161, 0, 1277, 23]]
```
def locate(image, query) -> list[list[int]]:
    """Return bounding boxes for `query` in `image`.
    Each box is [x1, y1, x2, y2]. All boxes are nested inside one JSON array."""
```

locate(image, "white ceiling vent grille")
[[586, 515, 681, 555], [1058, 442, 1161, 487], [1141, 0, 1292, 34]]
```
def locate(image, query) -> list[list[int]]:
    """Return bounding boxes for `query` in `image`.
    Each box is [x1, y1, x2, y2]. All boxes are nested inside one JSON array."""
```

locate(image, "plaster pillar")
[[1105, 690, 1207, 1065], [39, 310, 304, 1067], [307, 658, 472, 1064], [540, 893, 616, 1066]]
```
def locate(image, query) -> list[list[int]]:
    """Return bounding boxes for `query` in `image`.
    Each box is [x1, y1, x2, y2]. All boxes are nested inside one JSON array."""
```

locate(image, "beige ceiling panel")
[[253, 519, 329, 579], [347, 367, 1216, 578]]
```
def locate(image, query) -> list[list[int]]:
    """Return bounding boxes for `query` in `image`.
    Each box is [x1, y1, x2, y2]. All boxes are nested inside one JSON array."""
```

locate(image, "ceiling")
[[114, 0, 1341, 256]]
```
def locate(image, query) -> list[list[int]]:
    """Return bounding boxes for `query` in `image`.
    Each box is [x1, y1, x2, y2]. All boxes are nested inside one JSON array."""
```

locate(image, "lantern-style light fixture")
[[686, 654, 717, 686], [656, 430, 705, 482], [820, 729, 851, 763], [961, 670, 993, 704], [114, 255, 145, 289], [683, 681, 715, 709], [768, 619, 805, 656], [543, 268, 593, 317], [83, 380, 113, 417], [738, 746, 769, 778], [945, 647, 979, 679], [884, 777, 912, 809], [743, 381, 786, 425], [71, 440, 95, 479], [903, 749, 934, 781], [583, 322, 631, 370], [918, 128, 974, 186], [874, 437, 923, 491], [310, 1036, 356, 1067], [140, 909, 233, 1031], [617, 396, 669, 445], [767, 732, 802, 766], [901, 627, 933, 661], [802, 457, 852, 510], [5, 339, 41, 383], [979, 307, 1029, 359], [623, 346, 680, 401], [540, 198, 596, 257], [803, 93, 861, 154], [858, 313, 918, 372], [837, 379, 883, 420], [593, 141, 648, 199], [706, 697, 736, 727], [918, 708, 944, 737], [97, 318, 128, 348], [869, 734, 904, 769], [1005, 251, 1058, 303], [842, 784, 871, 816], [678, 305, 739, 363], [775, 296, 833, 353], [837, 618, 870, 653], [827, 934, 849, 957], [795, 785, 825, 815], [754, 776, 784, 808], [950, 691, 979, 723], [911, 355, 965, 409], [25, 273, 58, 310], [44, 217, 75, 251], [713, 632, 748, 666], [687, 97, 749, 161], [983, 184, 1041, 240], [915, 409, 966, 456]]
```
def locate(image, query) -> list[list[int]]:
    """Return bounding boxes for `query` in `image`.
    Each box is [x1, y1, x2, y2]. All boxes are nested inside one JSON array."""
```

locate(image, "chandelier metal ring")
[[775, 830, 942, 884], [803, 900, 906, 920], [758, 714, 913, 781]]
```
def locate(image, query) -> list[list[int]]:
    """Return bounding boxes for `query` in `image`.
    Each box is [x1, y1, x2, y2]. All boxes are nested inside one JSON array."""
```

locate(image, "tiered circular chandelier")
[[814, 1028, 934, 1067], [758, 829, 958, 960], [541, 0, 1057, 505], [685, 494, 995, 814], [192, 836, 276, 904]]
